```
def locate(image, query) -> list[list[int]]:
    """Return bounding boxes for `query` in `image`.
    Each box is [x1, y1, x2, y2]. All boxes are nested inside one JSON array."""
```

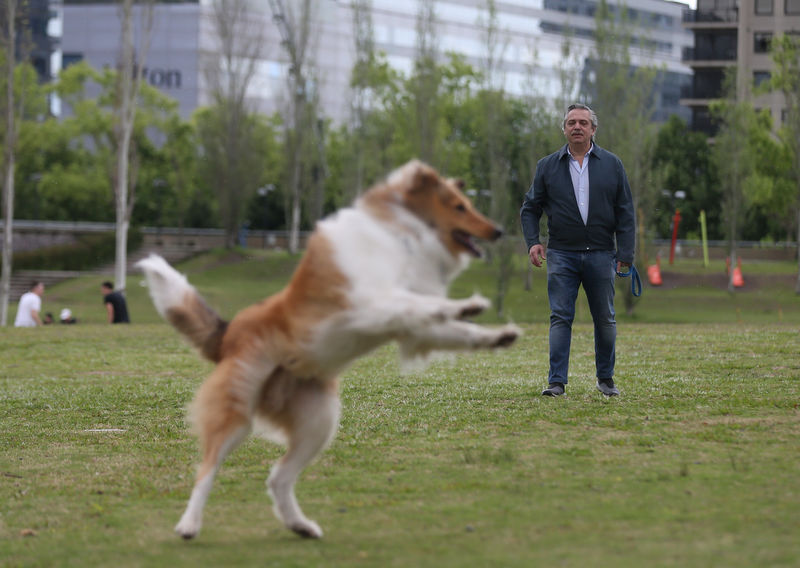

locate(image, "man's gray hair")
[[562, 103, 598, 130]]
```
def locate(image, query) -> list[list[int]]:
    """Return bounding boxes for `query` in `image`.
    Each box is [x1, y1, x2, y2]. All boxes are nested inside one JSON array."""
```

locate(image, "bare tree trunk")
[[413, 0, 438, 164], [289, 138, 302, 252], [480, 0, 513, 317], [0, 0, 18, 326], [269, 0, 317, 254], [113, 0, 152, 291], [347, 0, 373, 203]]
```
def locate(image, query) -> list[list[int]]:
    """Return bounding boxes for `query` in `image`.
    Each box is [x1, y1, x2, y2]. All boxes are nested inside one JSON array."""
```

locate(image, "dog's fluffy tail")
[[136, 254, 228, 362]]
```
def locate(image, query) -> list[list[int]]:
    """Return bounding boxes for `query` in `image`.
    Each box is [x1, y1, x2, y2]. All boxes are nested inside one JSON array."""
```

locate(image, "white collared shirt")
[[567, 143, 593, 225]]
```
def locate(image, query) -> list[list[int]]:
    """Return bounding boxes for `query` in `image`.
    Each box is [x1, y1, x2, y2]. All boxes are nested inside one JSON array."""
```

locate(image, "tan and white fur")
[[136, 160, 520, 540]]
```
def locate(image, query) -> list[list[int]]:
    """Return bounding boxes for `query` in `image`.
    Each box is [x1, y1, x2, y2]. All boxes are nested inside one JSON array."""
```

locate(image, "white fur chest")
[[318, 205, 467, 299]]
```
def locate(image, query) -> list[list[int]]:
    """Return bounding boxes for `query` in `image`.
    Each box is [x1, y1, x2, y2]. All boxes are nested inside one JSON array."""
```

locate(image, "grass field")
[[1, 251, 799, 567]]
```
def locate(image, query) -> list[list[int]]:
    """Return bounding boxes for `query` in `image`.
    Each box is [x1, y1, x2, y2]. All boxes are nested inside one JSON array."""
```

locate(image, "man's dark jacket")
[[520, 143, 636, 264]]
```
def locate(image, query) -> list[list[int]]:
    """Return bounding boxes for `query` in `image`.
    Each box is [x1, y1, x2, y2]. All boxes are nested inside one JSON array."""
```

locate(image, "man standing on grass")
[[520, 103, 636, 397], [101, 282, 130, 324], [14, 281, 45, 327]]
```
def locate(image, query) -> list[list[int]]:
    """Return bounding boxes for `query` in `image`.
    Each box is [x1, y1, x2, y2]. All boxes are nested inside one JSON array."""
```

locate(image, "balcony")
[[682, 8, 738, 24], [682, 46, 737, 62], [680, 80, 725, 100]]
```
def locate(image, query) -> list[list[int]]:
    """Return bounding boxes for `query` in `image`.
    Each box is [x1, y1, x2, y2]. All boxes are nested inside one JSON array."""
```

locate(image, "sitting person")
[[101, 281, 130, 324], [59, 308, 77, 324], [14, 281, 45, 327]]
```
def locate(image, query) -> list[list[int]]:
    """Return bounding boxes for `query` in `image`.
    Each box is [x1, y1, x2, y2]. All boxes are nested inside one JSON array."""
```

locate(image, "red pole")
[[669, 209, 682, 265]]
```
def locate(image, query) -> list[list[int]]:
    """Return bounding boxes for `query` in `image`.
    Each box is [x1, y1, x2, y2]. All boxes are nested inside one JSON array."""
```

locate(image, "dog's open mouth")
[[452, 230, 483, 257]]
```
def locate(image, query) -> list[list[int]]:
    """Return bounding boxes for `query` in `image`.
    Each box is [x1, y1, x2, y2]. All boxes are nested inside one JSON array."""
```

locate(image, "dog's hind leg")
[[175, 359, 267, 539], [267, 380, 341, 539], [175, 419, 249, 539]]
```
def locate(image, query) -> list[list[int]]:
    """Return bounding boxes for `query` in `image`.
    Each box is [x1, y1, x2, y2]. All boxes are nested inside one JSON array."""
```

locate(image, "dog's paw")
[[457, 294, 491, 319], [289, 519, 323, 539], [491, 324, 521, 348], [175, 517, 201, 540]]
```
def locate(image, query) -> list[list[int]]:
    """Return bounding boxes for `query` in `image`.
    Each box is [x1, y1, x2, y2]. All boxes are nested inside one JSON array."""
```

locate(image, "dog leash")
[[616, 264, 642, 297]]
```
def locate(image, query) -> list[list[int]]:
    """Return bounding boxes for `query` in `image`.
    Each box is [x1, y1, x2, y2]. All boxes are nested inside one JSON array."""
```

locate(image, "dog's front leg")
[[398, 320, 520, 358], [362, 291, 491, 332]]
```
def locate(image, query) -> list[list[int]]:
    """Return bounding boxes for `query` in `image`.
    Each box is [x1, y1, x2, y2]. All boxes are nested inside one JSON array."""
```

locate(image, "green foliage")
[[741, 110, 795, 241], [652, 115, 720, 239], [15, 117, 113, 221], [193, 107, 284, 240], [710, 72, 760, 247]]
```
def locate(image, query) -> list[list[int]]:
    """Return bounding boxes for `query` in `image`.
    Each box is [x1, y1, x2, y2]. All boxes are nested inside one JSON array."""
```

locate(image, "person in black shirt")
[[101, 281, 130, 324]]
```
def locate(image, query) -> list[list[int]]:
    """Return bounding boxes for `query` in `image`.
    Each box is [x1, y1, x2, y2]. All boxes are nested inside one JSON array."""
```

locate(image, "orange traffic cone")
[[732, 258, 744, 288], [647, 256, 662, 286]]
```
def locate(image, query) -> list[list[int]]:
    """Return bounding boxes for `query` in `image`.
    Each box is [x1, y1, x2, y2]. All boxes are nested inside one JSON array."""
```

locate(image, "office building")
[[59, 0, 692, 123]]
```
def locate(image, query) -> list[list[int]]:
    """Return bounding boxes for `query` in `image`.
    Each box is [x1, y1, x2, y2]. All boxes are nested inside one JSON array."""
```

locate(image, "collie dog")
[[136, 160, 520, 540]]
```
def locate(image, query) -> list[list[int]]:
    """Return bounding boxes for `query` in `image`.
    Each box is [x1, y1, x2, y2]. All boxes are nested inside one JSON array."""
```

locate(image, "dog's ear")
[[407, 161, 441, 194]]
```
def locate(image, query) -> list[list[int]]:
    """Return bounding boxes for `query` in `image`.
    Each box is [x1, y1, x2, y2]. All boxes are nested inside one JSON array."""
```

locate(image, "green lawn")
[[1, 251, 798, 567]]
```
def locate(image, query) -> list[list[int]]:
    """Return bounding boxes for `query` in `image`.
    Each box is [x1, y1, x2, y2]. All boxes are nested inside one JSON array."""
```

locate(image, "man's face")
[[33, 283, 45, 297], [564, 109, 596, 146]]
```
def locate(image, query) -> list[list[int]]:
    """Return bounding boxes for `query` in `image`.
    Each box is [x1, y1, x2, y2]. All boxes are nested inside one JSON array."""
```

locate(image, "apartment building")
[[681, 0, 800, 133]]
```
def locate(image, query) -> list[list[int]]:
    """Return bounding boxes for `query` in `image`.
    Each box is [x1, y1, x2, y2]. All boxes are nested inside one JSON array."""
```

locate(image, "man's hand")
[[529, 244, 546, 268], [616, 261, 631, 274]]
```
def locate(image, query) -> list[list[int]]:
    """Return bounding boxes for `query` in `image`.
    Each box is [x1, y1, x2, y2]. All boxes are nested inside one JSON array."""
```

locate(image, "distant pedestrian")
[[101, 282, 130, 324], [14, 281, 45, 327]]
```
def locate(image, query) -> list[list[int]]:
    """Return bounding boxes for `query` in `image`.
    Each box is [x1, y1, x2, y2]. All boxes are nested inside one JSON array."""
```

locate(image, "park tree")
[[153, 115, 200, 232], [477, 0, 515, 317], [710, 71, 760, 292], [110, 0, 156, 291], [0, 0, 20, 326], [15, 96, 111, 222], [198, 0, 269, 248], [768, 34, 800, 293], [345, 0, 374, 203], [269, 0, 323, 253], [0, 1, 43, 325], [328, 42, 403, 209], [739, 110, 794, 242], [584, 0, 659, 313], [410, 0, 440, 165], [54, 60, 179, 227]]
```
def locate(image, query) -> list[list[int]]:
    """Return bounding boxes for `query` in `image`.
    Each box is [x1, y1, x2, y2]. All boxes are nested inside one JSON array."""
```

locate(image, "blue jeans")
[[546, 249, 617, 385]]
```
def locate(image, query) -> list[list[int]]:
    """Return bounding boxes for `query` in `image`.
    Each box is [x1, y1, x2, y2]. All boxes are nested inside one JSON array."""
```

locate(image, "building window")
[[62, 53, 83, 69], [755, 0, 773, 14], [754, 32, 773, 53], [753, 70, 771, 86], [787, 0, 800, 14]]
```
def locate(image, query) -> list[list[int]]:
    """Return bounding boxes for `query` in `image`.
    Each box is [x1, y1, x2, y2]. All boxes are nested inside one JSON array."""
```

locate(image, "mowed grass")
[[1, 250, 799, 567]]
